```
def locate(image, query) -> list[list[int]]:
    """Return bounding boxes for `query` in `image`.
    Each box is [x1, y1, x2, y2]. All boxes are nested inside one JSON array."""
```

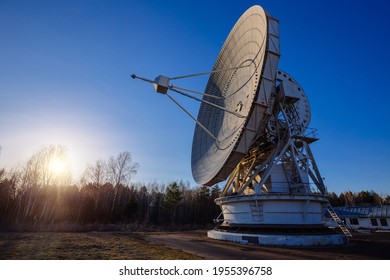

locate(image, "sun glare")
[[49, 158, 66, 175]]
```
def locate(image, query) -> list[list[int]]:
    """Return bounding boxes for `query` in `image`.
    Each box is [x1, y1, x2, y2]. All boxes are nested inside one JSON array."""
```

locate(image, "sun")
[[49, 158, 66, 175]]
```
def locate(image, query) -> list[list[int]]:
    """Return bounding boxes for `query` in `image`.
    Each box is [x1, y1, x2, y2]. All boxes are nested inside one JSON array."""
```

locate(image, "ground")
[[0, 231, 200, 260], [145, 230, 390, 259], [0, 230, 389, 260]]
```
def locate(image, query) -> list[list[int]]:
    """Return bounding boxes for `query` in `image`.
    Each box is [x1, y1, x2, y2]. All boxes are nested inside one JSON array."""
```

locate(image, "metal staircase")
[[327, 204, 352, 237]]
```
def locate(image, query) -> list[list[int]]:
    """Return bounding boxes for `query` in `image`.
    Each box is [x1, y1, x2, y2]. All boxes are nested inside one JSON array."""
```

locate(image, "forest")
[[0, 145, 389, 231], [0, 145, 220, 231]]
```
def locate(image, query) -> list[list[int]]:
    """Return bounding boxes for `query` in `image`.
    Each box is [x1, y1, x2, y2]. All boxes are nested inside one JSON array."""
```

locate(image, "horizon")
[[1, 0, 390, 194]]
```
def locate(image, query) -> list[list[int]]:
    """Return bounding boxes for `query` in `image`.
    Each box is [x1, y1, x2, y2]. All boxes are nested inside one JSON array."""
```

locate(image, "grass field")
[[0, 231, 202, 260], [1, 230, 389, 260]]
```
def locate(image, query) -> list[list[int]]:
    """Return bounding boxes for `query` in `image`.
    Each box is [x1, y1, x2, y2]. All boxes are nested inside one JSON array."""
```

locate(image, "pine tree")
[[163, 181, 182, 224]]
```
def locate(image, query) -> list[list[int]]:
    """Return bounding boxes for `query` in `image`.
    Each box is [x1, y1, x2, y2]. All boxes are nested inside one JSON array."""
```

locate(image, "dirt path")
[[145, 230, 390, 260]]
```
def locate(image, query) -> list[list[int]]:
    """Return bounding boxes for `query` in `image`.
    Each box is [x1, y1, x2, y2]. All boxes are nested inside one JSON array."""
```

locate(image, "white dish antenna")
[[191, 6, 280, 186], [132, 5, 350, 245]]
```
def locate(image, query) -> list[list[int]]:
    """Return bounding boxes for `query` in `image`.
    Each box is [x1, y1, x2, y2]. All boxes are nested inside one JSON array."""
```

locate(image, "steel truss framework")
[[221, 97, 327, 198]]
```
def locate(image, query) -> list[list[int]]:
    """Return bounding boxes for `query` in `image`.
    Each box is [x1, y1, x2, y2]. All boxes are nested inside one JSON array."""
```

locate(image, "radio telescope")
[[133, 5, 350, 246]]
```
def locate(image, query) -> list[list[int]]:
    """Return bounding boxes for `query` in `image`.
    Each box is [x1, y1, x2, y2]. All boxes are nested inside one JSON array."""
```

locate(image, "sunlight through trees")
[[1, 145, 389, 231]]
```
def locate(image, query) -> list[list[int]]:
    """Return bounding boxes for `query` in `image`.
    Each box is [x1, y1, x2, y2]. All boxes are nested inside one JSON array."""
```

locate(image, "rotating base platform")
[[215, 193, 330, 226], [211, 193, 349, 246], [207, 229, 348, 246]]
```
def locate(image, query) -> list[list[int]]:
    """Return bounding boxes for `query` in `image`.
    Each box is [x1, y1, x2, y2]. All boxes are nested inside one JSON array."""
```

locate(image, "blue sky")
[[1, 0, 389, 195]]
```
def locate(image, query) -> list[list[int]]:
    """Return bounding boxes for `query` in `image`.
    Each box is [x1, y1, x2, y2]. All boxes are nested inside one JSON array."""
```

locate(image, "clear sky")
[[1, 0, 389, 194]]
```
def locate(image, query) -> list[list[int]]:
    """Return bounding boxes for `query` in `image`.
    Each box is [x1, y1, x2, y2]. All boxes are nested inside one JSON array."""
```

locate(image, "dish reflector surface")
[[191, 5, 280, 185]]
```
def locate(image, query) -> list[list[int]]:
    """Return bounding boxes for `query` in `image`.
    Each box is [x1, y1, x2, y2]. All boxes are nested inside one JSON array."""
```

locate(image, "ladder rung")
[[327, 204, 352, 237]]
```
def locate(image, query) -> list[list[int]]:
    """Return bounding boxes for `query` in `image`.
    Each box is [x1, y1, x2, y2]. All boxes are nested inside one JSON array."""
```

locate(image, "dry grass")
[[0, 231, 203, 260]]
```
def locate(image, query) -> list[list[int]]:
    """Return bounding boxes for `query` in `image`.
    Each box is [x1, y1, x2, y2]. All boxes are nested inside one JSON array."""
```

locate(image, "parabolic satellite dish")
[[191, 6, 280, 186], [132, 5, 350, 246]]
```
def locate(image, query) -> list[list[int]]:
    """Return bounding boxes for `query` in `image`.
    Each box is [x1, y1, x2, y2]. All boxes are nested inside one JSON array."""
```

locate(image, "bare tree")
[[105, 151, 139, 221], [107, 151, 139, 187], [20, 145, 71, 188], [0, 168, 5, 183], [81, 159, 107, 186]]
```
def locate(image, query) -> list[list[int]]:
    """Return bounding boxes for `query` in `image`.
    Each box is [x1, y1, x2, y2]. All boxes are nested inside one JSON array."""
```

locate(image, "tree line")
[[0, 145, 220, 231], [327, 190, 390, 207], [0, 145, 389, 231]]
